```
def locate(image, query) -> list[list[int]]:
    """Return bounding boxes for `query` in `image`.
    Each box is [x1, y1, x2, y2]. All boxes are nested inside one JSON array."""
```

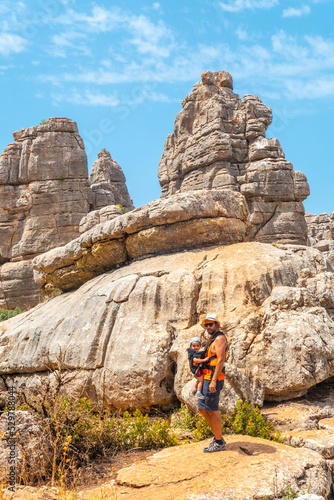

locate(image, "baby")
[[187, 337, 209, 399]]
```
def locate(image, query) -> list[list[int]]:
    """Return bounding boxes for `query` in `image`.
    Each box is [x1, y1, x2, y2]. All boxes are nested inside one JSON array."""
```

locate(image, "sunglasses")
[[204, 322, 215, 328]]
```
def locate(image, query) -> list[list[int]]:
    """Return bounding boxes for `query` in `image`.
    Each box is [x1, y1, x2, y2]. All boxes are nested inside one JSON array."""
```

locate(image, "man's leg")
[[198, 380, 225, 452], [198, 409, 222, 440]]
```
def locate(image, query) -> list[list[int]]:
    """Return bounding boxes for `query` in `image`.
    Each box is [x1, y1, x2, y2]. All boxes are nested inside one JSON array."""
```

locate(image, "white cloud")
[[284, 78, 334, 99], [51, 89, 120, 107], [282, 5, 311, 17], [128, 16, 173, 57], [271, 30, 309, 60], [0, 32, 27, 55], [51, 6, 174, 59], [219, 0, 278, 13], [304, 35, 334, 56], [48, 31, 91, 57], [235, 27, 248, 40], [50, 88, 171, 107], [153, 3, 161, 9]]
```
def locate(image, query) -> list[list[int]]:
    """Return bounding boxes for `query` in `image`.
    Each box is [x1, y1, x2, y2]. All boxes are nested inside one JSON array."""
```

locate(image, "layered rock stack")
[[0, 119, 133, 310], [158, 70, 310, 244], [306, 212, 334, 251], [79, 148, 134, 233], [0, 118, 91, 309], [89, 148, 134, 212]]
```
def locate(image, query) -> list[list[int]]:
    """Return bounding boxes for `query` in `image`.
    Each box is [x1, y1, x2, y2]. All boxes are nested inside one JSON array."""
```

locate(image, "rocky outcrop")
[[0, 410, 52, 482], [2, 242, 334, 412], [306, 212, 334, 251], [33, 189, 249, 294], [0, 122, 133, 310], [158, 70, 310, 244], [262, 380, 334, 432], [79, 204, 123, 233], [88, 148, 134, 212], [81, 436, 331, 500], [0, 118, 91, 309]]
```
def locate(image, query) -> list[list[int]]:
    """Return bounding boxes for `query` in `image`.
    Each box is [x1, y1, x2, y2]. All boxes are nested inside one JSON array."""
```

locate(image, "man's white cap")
[[200, 313, 220, 329]]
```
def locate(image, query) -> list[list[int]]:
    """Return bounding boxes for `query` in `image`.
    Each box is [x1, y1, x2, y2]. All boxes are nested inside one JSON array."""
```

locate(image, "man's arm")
[[209, 336, 227, 392]]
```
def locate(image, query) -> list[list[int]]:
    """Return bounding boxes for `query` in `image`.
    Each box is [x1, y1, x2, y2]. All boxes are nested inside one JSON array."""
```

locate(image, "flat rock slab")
[[2, 486, 59, 499], [319, 418, 334, 431], [262, 380, 334, 431], [78, 435, 331, 500], [283, 429, 334, 459]]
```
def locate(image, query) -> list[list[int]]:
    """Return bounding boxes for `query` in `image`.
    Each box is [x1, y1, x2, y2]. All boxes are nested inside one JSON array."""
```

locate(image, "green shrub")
[[38, 119, 49, 126], [222, 399, 283, 442], [116, 203, 125, 214], [281, 485, 298, 499], [172, 400, 283, 443], [0, 307, 24, 322], [104, 409, 178, 451], [172, 405, 212, 441], [171, 405, 198, 431], [193, 414, 212, 441]]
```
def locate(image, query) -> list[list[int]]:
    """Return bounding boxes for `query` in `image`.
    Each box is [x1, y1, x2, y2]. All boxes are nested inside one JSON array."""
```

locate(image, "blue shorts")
[[198, 379, 224, 412]]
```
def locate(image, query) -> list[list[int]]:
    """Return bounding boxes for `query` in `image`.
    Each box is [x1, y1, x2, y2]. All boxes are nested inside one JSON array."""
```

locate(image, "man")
[[198, 313, 227, 453]]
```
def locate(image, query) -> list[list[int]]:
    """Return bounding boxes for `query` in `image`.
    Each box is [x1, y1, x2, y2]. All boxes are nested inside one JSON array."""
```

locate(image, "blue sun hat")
[[189, 337, 201, 346]]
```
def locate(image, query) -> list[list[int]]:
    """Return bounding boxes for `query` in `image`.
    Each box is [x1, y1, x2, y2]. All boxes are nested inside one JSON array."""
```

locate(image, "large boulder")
[[2, 242, 334, 411], [158, 70, 310, 244]]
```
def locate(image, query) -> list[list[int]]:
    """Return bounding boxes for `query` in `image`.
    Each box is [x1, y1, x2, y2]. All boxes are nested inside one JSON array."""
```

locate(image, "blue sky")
[[1, 0, 333, 215]]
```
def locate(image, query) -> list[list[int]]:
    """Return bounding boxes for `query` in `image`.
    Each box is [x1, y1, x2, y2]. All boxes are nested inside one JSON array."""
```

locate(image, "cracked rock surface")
[[78, 435, 331, 500], [2, 242, 334, 410]]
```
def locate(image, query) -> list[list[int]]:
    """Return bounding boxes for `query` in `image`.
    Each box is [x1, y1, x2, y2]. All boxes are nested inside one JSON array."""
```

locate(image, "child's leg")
[[192, 375, 199, 395], [197, 375, 204, 394]]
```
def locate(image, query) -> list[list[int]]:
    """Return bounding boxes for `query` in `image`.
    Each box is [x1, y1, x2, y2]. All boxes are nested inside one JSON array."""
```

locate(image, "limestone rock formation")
[[262, 380, 334, 431], [306, 212, 334, 251], [283, 429, 334, 459], [33, 189, 249, 294], [88, 148, 134, 212], [158, 70, 310, 244], [0, 118, 91, 309], [79, 204, 123, 233], [0, 122, 133, 310], [0, 410, 52, 482], [1, 242, 334, 412]]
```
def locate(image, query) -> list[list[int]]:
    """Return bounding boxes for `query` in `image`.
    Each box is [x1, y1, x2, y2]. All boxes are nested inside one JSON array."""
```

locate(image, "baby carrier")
[[187, 331, 228, 378]]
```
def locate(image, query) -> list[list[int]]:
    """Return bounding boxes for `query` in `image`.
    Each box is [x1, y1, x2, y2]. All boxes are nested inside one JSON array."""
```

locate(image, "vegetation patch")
[[15, 371, 178, 488], [0, 307, 24, 322], [116, 203, 125, 214], [172, 399, 283, 443]]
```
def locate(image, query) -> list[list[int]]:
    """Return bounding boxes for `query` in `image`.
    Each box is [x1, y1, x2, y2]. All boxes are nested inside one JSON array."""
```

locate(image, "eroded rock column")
[[0, 118, 91, 309], [158, 70, 310, 244]]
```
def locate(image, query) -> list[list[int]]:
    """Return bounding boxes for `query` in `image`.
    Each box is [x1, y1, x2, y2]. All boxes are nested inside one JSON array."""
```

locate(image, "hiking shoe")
[[196, 391, 205, 399], [192, 388, 197, 395], [203, 440, 226, 453]]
